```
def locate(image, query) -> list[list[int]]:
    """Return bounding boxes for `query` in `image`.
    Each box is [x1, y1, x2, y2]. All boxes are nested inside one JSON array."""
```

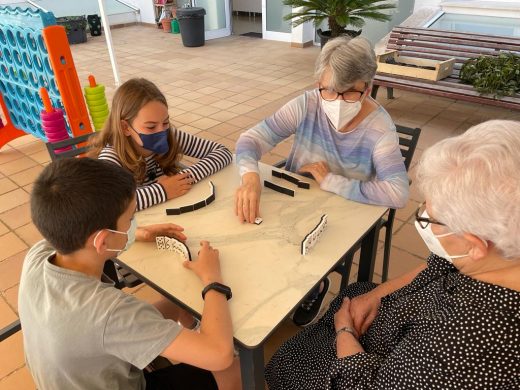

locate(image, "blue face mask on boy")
[[130, 125, 170, 155]]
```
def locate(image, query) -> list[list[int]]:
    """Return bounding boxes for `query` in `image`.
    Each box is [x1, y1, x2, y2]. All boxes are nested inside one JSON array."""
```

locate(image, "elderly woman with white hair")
[[234, 36, 409, 326], [265, 120, 520, 389]]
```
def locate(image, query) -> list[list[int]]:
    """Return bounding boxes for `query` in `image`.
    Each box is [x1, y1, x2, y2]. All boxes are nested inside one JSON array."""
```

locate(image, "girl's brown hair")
[[89, 78, 182, 184]]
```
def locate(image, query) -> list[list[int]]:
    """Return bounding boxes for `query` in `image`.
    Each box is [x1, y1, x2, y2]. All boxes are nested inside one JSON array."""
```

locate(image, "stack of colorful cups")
[[84, 75, 109, 131], [39, 87, 71, 153]]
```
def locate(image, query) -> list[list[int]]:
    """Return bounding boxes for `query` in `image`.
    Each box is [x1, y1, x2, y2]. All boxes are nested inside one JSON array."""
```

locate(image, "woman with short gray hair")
[[234, 36, 409, 326], [265, 120, 520, 389]]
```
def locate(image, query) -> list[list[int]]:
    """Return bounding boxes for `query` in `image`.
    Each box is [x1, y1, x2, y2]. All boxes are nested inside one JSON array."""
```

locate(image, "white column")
[[98, 0, 121, 87]]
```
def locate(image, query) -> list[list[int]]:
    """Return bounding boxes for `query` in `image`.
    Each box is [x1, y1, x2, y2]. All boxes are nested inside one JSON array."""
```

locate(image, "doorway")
[[232, 0, 262, 37]]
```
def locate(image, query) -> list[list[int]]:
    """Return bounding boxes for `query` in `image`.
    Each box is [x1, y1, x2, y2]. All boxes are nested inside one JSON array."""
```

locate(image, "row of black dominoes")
[[166, 181, 215, 216], [271, 169, 310, 189], [156, 236, 192, 261], [301, 214, 328, 255], [264, 180, 295, 197]]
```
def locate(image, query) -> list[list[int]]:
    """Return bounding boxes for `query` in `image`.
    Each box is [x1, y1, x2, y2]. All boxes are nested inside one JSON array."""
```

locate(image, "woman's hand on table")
[[349, 289, 382, 336], [158, 172, 193, 199], [234, 172, 261, 224], [183, 241, 223, 285], [298, 161, 330, 184], [136, 223, 187, 242]]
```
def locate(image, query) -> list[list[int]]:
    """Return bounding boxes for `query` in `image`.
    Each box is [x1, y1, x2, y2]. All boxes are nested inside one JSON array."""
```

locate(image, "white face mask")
[[414, 211, 468, 263], [321, 98, 362, 131], [93, 217, 137, 255]]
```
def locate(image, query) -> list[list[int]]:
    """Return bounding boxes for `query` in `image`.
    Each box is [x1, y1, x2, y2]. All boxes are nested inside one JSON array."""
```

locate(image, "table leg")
[[357, 221, 382, 283], [239, 345, 265, 389]]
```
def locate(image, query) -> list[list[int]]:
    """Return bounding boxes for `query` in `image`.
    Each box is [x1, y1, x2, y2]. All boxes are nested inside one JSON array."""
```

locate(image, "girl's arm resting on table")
[[176, 130, 232, 183], [136, 183, 167, 211], [320, 131, 409, 209], [236, 94, 306, 176], [97, 147, 167, 211]]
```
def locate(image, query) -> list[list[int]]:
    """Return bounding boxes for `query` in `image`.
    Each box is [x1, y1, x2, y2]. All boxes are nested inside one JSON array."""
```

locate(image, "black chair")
[[379, 125, 421, 281], [45, 132, 95, 161], [274, 124, 421, 285], [338, 125, 421, 284], [46, 134, 142, 289], [0, 319, 21, 342]]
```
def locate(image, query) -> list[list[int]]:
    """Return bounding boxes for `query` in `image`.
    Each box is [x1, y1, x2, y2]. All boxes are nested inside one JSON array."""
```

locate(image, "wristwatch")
[[202, 282, 232, 301], [335, 326, 357, 339]]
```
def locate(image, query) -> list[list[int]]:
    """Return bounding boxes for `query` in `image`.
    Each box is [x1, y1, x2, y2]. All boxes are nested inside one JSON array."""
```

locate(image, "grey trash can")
[[177, 7, 206, 47]]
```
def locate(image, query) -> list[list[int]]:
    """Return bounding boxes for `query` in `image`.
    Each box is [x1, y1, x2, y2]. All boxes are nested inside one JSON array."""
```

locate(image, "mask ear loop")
[[93, 229, 127, 250]]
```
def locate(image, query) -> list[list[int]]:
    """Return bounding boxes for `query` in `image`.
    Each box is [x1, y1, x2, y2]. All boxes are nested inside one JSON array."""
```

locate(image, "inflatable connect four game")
[[0, 6, 93, 149]]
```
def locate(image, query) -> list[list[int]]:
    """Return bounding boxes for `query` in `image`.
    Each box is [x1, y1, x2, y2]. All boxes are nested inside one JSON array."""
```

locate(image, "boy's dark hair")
[[31, 158, 136, 254]]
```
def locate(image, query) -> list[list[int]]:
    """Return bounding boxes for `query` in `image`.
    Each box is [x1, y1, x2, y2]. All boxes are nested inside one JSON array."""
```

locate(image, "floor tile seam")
[[0, 364, 26, 384], [0, 289, 18, 315]]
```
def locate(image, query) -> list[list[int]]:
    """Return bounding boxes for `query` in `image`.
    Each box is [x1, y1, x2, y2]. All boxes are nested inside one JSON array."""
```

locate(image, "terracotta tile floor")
[[1, 25, 520, 388]]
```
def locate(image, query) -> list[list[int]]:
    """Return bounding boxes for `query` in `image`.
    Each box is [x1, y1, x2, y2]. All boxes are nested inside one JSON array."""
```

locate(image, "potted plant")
[[460, 53, 520, 98], [282, 0, 396, 47]]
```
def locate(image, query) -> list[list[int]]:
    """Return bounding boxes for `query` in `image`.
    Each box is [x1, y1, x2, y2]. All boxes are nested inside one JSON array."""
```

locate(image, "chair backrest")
[[46, 132, 95, 161], [0, 319, 21, 343], [396, 125, 421, 171]]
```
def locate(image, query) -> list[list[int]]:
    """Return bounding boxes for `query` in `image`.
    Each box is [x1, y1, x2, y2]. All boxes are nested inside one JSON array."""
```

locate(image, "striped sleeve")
[[97, 146, 167, 211], [236, 94, 306, 176], [135, 182, 167, 211], [176, 130, 232, 183], [320, 130, 409, 209], [98, 146, 123, 167]]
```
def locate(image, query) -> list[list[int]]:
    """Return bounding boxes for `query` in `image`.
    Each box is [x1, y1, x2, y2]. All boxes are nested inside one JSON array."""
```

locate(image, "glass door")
[[262, 0, 291, 42], [179, 0, 231, 40]]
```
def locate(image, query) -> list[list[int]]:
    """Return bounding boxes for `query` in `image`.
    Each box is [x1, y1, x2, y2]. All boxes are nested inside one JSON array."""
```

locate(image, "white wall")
[[125, 0, 155, 24], [414, 0, 442, 11]]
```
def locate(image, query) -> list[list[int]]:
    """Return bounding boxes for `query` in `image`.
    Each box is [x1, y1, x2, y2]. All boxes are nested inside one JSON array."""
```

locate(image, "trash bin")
[[56, 16, 88, 44], [176, 7, 206, 47]]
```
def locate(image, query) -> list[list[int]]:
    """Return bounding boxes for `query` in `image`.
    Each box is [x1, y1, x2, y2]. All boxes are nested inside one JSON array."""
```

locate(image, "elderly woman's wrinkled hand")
[[298, 161, 330, 184], [334, 297, 355, 333], [349, 290, 382, 336], [234, 172, 261, 224]]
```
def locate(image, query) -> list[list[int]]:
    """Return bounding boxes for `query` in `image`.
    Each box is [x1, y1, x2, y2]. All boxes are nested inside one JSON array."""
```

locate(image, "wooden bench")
[[372, 27, 520, 110]]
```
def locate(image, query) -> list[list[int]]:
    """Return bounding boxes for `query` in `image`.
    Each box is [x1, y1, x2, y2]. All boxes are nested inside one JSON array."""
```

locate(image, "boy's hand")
[[136, 223, 187, 242], [158, 172, 193, 199], [298, 161, 330, 184], [234, 172, 261, 224], [183, 241, 223, 286]]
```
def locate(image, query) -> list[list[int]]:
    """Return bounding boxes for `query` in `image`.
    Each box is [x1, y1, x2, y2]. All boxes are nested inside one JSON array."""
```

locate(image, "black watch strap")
[[202, 282, 232, 301]]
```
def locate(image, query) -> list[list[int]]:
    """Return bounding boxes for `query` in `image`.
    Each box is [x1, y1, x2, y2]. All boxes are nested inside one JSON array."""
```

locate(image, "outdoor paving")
[[1, 25, 519, 389]]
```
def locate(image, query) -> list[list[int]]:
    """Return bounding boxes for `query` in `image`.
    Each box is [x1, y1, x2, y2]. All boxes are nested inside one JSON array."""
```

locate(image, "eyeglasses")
[[415, 202, 446, 229], [318, 83, 367, 103]]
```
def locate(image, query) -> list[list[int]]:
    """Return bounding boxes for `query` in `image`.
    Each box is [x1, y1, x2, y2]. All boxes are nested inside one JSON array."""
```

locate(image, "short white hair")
[[416, 120, 520, 259], [315, 36, 377, 91]]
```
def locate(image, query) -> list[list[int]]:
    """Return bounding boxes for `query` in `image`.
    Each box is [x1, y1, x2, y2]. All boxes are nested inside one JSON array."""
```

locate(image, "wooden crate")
[[376, 50, 455, 81]]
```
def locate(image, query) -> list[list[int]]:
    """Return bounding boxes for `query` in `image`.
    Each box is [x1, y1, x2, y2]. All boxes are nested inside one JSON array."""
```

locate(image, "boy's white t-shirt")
[[18, 240, 182, 390]]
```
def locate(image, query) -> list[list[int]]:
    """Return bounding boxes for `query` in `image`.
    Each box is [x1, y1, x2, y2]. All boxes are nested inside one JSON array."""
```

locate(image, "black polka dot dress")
[[265, 254, 520, 389]]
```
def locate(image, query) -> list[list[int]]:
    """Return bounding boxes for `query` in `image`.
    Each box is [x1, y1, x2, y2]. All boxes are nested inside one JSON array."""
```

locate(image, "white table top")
[[118, 161, 385, 347]]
